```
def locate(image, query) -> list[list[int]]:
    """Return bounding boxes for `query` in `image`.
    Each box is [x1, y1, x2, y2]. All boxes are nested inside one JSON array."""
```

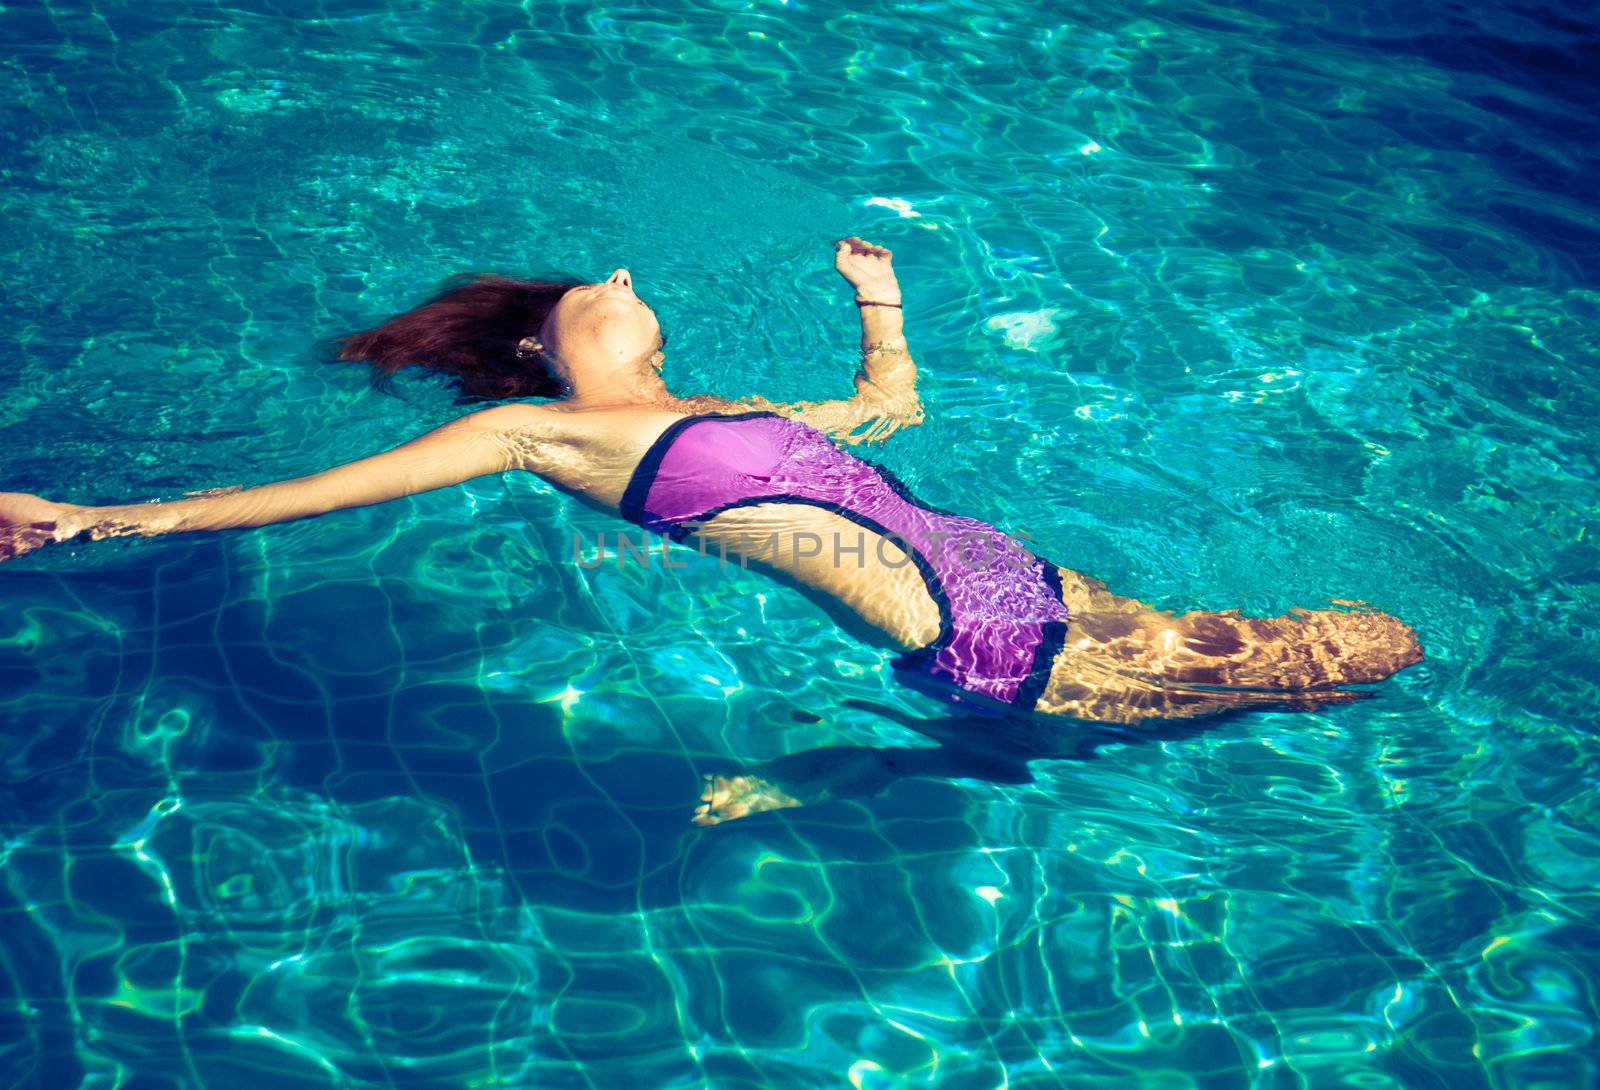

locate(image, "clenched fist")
[[834, 237, 901, 304]]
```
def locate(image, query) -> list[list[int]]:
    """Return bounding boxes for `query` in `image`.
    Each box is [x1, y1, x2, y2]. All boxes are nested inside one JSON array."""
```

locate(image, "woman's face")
[[539, 268, 664, 383]]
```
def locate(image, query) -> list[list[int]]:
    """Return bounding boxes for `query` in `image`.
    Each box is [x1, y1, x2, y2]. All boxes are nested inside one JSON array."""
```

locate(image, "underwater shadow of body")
[[693, 686, 1380, 825]]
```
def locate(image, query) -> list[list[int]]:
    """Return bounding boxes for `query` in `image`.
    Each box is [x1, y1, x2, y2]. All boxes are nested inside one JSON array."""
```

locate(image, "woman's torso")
[[519, 400, 1047, 654], [525, 401, 941, 650]]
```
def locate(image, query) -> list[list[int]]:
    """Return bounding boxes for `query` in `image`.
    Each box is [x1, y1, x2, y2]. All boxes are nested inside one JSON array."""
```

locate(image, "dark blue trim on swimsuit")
[[618, 411, 785, 527], [1012, 563, 1070, 710], [1015, 620, 1070, 710], [846, 452, 969, 520]]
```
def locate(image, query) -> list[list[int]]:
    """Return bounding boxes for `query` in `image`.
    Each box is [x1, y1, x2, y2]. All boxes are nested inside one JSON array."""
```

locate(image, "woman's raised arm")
[[741, 237, 925, 446], [1, 403, 562, 561]]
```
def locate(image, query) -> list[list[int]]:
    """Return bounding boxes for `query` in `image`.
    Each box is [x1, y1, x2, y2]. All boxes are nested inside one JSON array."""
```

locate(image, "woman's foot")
[[692, 772, 804, 826]]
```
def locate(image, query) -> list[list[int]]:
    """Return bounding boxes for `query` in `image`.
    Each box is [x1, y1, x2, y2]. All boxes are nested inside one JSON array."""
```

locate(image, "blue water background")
[[3, 1, 1598, 1087]]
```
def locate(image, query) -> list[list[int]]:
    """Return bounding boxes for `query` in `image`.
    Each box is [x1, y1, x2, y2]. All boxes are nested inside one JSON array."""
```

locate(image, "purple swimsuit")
[[619, 411, 1071, 717]]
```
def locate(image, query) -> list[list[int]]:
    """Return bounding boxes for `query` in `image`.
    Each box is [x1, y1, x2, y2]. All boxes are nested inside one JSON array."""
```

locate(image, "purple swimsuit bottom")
[[619, 412, 1071, 717]]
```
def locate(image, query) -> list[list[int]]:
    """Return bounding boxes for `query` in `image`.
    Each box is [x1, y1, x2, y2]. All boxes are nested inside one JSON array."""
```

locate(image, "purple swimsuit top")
[[618, 411, 1071, 712]]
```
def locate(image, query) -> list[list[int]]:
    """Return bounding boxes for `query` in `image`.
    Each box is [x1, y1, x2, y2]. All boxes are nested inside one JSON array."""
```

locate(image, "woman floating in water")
[[1, 237, 1422, 821]]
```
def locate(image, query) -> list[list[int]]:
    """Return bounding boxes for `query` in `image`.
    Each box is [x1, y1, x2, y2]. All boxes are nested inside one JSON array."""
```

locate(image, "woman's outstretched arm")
[[741, 237, 924, 445], [1, 403, 560, 561]]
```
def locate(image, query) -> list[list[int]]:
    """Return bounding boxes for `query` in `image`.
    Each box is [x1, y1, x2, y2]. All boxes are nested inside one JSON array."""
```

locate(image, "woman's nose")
[[607, 268, 631, 288]]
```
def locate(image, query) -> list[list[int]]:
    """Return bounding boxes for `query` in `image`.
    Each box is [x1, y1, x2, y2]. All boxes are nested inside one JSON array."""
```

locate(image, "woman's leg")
[[1069, 603, 1424, 689], [1031, 644, 1375, 725], [1038, 569, 1424, 726]]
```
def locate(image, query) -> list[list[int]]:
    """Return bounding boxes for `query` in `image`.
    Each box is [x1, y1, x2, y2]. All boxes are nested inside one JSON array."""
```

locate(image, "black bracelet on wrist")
[[855, 297, 903, 308]]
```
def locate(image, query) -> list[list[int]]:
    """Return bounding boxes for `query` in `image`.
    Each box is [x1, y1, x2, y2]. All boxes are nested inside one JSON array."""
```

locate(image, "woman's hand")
[[0, 492, 81, 563], [834, 236, 901, 304], [835, 393, 926, 446]]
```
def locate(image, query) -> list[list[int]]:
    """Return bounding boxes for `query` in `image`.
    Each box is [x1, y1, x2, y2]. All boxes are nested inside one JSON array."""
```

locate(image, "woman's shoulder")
[[468, 399, 709, 450], [498, 395, 762, 427], [465, 396, 787, 454]]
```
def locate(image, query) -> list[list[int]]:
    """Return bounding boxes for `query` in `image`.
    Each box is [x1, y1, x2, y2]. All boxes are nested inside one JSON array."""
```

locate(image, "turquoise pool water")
[[4, 1, 1598, 1086]]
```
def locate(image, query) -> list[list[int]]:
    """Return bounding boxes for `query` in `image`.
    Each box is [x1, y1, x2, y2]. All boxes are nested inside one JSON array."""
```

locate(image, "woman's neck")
[[561, 369, 674, 410]]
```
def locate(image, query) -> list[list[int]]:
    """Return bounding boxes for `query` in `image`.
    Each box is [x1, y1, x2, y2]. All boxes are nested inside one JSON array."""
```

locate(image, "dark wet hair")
[[329, 273, 582, 404]]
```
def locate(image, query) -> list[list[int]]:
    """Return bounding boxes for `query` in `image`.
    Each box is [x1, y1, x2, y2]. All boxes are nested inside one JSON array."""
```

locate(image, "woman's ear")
[[650, 350, 664, 370]]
